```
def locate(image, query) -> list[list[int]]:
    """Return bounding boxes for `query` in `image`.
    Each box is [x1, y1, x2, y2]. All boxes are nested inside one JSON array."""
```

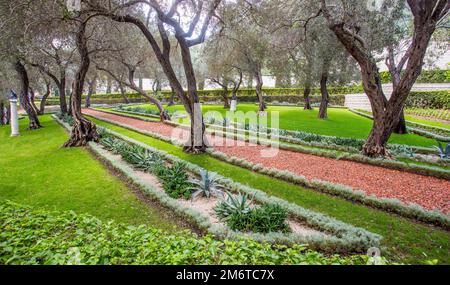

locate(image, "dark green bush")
[[380, 70, 450, 84], [158, 162, 193, 199], [405, 91, 450, 109], [227, 204, 291, 234], [0, 201, 376, 265]]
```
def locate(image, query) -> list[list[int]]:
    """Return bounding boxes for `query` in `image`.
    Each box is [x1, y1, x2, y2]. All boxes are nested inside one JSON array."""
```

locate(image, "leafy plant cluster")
[[99, 135, 193, 200], [215, 192, 291, 234], [118, 105, 171, 117], [207, 148, 450, 229], [83, 124, 383, 251], [405, 108, 450, 121], [434, 142, 450, 160], [0, 201, 380, 265], [405, 91, 450, 109]]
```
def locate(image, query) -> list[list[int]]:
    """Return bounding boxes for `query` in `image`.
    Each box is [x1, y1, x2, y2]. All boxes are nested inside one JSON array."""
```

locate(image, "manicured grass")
[[88, 116, 450, 264], [405, 114, 450, 130], [123, 104, 436, 147], [0, 115, 181, 231]]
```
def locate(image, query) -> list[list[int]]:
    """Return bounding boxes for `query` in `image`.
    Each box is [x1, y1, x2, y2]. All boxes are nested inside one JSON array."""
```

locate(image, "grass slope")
[[124, 104, 436, 147], [88, 116, 450, 264], [0, 115, 180, 231]]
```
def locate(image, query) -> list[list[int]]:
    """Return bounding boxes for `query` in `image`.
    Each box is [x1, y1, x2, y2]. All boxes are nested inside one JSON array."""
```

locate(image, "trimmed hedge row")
[[405, 91, 450, 109], [83, 111, 450, 227], [380, 70, 450, 84], [349, 109, 450, 142], [56, 115, 382, 253], [405, 108, 450, 121], [206, 148, 450, 230], [44, 89, 449, 109], [0, 201, 377, 265], [90, 107, 450, 179]]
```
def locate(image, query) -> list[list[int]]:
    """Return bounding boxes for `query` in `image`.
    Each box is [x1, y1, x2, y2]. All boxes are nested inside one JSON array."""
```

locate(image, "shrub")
[[434, 142, 450, 159], [227, 204, 291, 234], [0, 201, 379, 265], [158, 162, 193, 199], [190, 170, 224, 200], [215, 191, 254, 221], [405, 90, 450, 109], [380, 69, 450, 84]]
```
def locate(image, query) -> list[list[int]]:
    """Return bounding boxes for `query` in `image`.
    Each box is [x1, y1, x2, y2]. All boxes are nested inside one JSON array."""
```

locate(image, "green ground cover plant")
[[121, 104, 437, 147], [86, 116, 450, 264], [0, 115, 180, 231], [0, 200, 380, 265]]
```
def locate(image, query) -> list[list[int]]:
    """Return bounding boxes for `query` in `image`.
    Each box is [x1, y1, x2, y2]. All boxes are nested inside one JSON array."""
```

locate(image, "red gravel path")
[[84, 108, 450, 214]]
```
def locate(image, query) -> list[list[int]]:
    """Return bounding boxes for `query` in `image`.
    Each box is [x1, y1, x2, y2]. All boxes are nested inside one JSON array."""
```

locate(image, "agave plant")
[[136, 151, 164, 173], [215, 191, 254, 221], [96, 127, 108, 139], [100, 137, 117, 150], [434, 141, 450, 159], [190, 170, 224, 200]]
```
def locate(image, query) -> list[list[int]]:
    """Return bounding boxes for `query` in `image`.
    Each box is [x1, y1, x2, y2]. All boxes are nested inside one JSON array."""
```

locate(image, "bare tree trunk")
[[303, 82, 312, 110], [118, 83, 130, 104], [63, 22, 98, 147], [39, 83, 51, 115], [222, 85, 230, 109], [56, 79, 68, 114], [168, 85, 175, 106], [0, 101, 4, 125], [321, 0, 448, 157], [318, 62, 330, 119], [14, 60, 41, 129], [29, 87, 40, 115], [254, 68, 266, 113]]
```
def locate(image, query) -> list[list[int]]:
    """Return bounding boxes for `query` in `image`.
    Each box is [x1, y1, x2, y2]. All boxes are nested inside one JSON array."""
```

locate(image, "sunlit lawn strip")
[[86, 115, 450, 264]]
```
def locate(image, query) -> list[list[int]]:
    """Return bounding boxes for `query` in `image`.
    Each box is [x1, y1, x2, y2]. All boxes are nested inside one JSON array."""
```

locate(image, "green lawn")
[[0, 115, 181, 231], [122, 104, 437, 147], [405, 115, 450, 130], [88, 115, 450, 264]]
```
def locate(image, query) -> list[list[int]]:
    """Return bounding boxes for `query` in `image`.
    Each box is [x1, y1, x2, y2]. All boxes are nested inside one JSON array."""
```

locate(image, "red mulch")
[[84, 108, 450, 214]]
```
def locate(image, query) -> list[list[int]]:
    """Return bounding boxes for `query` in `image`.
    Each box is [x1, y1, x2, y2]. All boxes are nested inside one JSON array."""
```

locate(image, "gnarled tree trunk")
[[63, 21, 98, 147], [14, 61, 41, 129], [254, 68, 266, 113], [0, 101, 4, 125], [168, 85, 176, 106], [318, 61, 330, 119], [118, 83, 130, 104], [303, 81, 312, 110], [29, 87, 40, 115], [39, 83, 51, 115]]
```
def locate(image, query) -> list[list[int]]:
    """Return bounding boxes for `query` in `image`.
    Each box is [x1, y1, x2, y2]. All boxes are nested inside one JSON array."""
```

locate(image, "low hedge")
[[42, 89, 448, 109], [81, 111, 449, 227], [0, 201, 378, 265], [406, 108, 450, 121], [89, 108, 450, 179], [206, 149, 450, 230], [380, 70, 450, 84], [55, 115, 382, 253], [405, 91, 450, 109]]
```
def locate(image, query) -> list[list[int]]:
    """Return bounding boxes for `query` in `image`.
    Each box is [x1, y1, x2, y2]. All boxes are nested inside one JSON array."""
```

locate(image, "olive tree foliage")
[[0, 0, 48, 129], [214, 0, 274, 114], [202, 33, 244, 109], [84, 0, 223, 153], [320, 0, 450, 157], [94, 21, 170, 120], [0, 68, 13, 125]]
